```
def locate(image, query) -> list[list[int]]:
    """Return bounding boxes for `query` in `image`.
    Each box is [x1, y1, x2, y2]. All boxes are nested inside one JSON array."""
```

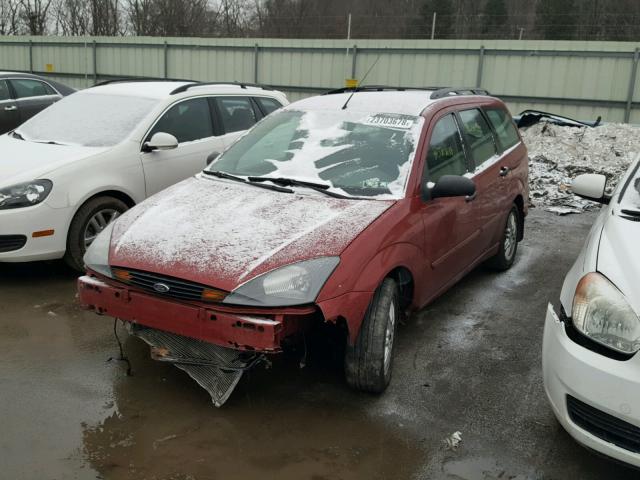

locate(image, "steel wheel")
[[503, 210, 518, 261], [383, 302, 396, 376], [84, 208, 119, 248]]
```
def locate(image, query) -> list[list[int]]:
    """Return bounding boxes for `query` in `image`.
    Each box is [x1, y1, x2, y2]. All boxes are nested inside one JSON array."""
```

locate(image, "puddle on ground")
[[443, 456, 534, 480], [81, 335, 426, 480]]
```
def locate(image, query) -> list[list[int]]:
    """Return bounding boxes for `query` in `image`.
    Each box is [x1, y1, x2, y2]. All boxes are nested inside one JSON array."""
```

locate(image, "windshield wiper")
[[202, 170, 293, 193], [11, 130, 24, 140], [247, 176, 353, 199]]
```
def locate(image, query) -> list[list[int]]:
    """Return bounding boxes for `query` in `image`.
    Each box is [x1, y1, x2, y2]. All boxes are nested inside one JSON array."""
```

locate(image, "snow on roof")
[[289, 91, 437, 116], [84, 81, 279, 100], [85, 81, 191, 99]]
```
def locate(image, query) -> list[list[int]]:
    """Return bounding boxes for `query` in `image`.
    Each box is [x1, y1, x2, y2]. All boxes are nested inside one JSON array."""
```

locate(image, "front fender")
[[317, 242, 424, 343]]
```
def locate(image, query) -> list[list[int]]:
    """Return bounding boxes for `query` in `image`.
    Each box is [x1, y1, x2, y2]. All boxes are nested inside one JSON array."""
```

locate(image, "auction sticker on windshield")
[[363, 113, 416, 130]]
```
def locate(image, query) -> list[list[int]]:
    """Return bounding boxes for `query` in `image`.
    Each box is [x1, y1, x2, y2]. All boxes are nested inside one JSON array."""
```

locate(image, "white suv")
[[0, 80, 288, 270]]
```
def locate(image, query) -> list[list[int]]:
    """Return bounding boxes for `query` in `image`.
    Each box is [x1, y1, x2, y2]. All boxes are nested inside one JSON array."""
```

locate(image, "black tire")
[[345, 278, 399, 393], [486, 204, 521, 271], [64, 196, 128, 272]]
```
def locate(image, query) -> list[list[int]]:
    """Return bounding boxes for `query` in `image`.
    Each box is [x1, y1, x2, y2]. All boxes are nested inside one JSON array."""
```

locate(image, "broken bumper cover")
[[77, 275, 316, 352], [542, 303, 640, 467]]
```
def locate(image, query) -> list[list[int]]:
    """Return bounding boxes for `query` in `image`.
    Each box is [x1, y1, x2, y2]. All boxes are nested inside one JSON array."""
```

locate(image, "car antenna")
[[341, 54, 382, 110]]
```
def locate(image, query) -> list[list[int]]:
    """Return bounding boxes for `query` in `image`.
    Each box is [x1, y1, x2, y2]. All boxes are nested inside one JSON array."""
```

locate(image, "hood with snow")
[[0, 135, 108, 187], [108, 176, 393, 291]]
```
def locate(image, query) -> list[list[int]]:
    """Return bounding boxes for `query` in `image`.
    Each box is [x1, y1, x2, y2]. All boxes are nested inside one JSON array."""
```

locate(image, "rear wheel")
[[64, 196, 128, 271], [486, 204, 521, 271], [345, 278, 399, 393]]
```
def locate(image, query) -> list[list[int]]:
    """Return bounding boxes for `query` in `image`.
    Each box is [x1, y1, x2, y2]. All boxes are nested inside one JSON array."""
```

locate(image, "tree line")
[[1, 0, 639, 40]]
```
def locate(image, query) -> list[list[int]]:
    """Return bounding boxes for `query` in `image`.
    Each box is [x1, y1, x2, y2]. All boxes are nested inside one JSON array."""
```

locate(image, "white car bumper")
[[542, 303, 640, 468], [0, 203, 71, 262]]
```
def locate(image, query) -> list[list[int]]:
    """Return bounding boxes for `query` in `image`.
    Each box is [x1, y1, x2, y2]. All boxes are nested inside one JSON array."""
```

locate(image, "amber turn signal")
[[201, 288, 227, 302], [112, 268, 132, 282], [32, 229, 54, 238]]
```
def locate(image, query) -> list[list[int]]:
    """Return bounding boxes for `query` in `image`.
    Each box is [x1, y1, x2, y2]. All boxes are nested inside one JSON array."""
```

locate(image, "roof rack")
[[429, 87, 491, 99], [170, 81, 274, 95], [323, 85, 442, 95], [94, 77, 194, 87]]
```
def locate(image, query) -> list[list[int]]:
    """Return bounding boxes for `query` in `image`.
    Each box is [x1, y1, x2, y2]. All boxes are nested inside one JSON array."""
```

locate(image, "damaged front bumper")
[[78, 275, 317, 353], [78, 274, 319, 406]]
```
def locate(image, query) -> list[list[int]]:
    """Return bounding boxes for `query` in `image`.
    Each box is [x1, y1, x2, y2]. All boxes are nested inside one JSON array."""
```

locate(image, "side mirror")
[[571, 173, 609, 204], [142, 132, 178, 153], [426, 175, 477, 201], [206, 151, 220, 166]]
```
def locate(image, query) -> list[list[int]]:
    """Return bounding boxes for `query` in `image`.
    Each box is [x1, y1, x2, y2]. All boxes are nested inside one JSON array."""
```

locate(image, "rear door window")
[[485, 107, 520, 151], [0, 80, 11, 101], [423, 114, 469, 184], [147, 97, 214, 144], [255, 97, 283, 115], [216, 96, 258, 133], [458, 109, 497, 168], [10, 79, 56, 99]]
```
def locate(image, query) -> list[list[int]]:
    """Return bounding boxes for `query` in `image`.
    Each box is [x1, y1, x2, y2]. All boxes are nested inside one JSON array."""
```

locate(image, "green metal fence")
[[1, 36, 639, 122]]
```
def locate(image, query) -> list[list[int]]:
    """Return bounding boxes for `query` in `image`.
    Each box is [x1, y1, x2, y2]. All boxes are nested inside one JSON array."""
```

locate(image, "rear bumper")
[[77, 275, 317, 352]]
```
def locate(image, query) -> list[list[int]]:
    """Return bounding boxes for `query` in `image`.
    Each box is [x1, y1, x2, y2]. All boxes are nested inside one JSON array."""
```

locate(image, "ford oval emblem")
[[153, 282, 170, 293]]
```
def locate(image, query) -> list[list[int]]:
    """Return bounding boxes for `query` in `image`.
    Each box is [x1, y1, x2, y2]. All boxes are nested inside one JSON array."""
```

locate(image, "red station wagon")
[[78, 87, 528, 404]]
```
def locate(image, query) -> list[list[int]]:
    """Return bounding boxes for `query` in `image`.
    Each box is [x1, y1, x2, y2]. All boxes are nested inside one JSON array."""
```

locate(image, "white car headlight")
[[0, 179, 53, 210], [224, 257, 340, 307], [572, 272, 640, 354], [83, 221, 115, 278]]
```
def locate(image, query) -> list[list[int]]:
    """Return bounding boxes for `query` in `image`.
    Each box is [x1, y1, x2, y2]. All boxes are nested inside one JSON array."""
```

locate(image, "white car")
[[543, 155, 640, 467], [0, 80, 288, 270]]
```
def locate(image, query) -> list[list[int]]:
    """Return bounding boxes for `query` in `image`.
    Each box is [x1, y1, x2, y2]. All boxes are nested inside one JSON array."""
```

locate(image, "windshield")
[[17, 92, 159, 147], [620, 162, 640, 212], [209, 109, 424, 198]]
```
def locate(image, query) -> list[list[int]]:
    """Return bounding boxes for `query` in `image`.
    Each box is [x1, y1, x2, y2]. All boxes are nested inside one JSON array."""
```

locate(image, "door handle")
[[499, 166, 511, 177], [4, 106, 17, 111]]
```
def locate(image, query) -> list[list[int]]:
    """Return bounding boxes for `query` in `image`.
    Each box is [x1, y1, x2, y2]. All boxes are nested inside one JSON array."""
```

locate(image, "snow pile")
[[521, 122, 640, 214]]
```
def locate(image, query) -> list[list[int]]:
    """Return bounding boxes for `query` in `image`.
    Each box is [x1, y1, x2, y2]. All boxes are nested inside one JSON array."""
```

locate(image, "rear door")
[[141, 96, 225, 196], [213, 96, 260, 146], [0, 79, 19, 134], [418, 112, 482, 301], [9, 78, 61, 124], [456, 108, 503, 253]]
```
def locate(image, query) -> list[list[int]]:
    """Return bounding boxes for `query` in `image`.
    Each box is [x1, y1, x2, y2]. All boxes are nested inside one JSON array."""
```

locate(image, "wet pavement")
[[1, 209, 638, 480]]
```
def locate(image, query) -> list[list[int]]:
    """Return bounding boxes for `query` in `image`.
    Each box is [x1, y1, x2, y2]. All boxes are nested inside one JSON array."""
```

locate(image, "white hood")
[[0, 135, 108, 187], [597, 212, 640, 315]]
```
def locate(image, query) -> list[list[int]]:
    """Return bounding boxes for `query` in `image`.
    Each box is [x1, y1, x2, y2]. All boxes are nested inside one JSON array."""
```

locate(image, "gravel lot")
[[0, 209, 638, 480]]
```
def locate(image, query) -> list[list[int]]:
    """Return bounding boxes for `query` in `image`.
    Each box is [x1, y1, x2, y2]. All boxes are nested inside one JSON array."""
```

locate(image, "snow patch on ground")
[[521, 122, 640, 214]]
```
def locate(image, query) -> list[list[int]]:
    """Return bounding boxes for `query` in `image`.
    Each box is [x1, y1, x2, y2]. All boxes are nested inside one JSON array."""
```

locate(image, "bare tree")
[[53, 0, 90, 35], [90, 0, 120, 35], [19, 0, 52, 34], [0, 0, 20, 34]]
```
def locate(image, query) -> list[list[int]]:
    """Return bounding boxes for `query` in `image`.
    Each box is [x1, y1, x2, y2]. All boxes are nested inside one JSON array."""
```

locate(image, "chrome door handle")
[[499, 166, 511, 177], [4, 106, 17, 111]]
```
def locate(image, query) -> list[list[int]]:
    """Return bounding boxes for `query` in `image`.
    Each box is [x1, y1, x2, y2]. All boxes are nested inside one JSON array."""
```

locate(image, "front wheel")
[[64, 196, 128, 271], [486, 205, 521, 271], [345, 278, 399, 393]]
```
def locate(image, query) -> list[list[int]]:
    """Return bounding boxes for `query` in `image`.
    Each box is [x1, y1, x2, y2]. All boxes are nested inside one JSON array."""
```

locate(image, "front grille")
[[116, 268, 226, 303], [0, 235, 27, 253], [567, 395, 640, 454]]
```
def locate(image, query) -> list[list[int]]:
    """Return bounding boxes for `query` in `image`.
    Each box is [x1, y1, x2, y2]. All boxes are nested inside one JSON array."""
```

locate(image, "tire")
[[486, 204, 521, 271], [345, 278, 399, 393], [64, 196, 128, 272]]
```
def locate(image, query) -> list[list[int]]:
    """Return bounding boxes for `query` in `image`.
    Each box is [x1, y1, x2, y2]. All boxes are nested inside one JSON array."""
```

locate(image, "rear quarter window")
[[485, 107, 520, 150], [255, 97, 283, 115]]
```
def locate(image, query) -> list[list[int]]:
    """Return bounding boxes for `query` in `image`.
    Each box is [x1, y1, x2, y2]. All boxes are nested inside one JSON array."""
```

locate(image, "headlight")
[[83, 221, 115, 278], [572, 272, 640, 354], [224, 257, 340, 307], [0, 179, 53, 210]]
